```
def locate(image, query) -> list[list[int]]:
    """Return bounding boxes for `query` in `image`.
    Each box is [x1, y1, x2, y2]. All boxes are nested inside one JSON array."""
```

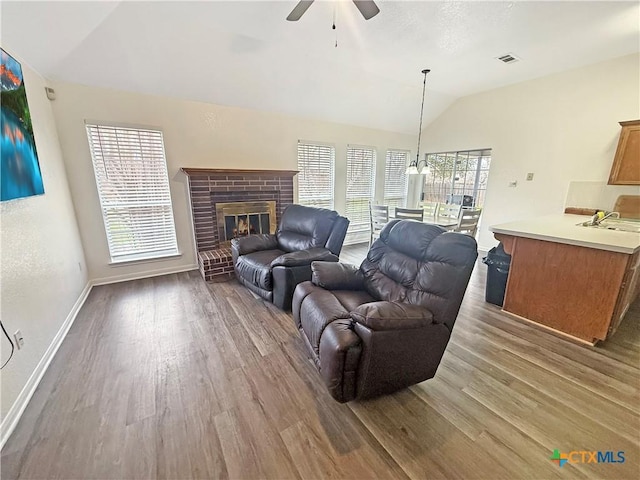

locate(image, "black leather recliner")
[[292, 220, 478, 402], [232, 204, 349, 310]]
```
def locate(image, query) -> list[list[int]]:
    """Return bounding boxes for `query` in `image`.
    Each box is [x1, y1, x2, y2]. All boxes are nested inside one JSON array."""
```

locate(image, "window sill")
[[109, 250, 182, 266]]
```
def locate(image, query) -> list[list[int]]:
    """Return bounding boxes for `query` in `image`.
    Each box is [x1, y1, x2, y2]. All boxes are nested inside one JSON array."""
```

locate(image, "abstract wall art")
[[1, 47, 44, 201]]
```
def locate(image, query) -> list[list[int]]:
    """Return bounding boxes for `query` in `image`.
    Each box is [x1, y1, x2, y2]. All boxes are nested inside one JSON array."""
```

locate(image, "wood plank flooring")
[[2, 243, 639, 479]]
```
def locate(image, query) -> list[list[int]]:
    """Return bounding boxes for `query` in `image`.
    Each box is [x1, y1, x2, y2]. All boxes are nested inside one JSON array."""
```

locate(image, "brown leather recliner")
[[232, 204, 349, 310], [292, 219, 478, 402]]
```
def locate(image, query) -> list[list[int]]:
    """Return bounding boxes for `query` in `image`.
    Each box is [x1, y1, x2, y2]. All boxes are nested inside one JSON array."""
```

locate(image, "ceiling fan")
[[286, 1, 380, 21]]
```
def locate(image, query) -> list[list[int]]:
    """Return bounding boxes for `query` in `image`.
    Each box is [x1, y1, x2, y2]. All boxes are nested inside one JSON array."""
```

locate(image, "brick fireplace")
[[181, 168, 296, 281]]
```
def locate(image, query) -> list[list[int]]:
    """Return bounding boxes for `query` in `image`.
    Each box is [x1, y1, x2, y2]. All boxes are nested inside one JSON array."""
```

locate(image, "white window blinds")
[[297, 142, 335, 210], [384, 150, 409, 209], [346, 146, 376, 241], [86, 124, 178, 262]]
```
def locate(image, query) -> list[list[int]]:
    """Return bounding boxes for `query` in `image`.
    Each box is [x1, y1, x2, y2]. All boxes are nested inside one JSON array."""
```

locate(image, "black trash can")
[[482, 243, 511, 306]]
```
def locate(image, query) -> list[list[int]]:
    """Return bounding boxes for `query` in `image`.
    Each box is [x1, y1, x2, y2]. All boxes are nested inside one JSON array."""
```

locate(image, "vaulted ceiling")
[[2, 1, 638, 133]]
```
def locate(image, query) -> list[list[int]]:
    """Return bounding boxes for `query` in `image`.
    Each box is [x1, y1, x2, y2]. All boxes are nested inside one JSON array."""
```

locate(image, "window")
[[422, 149, 492, 208], [86, 124, 178, 263], [346, 145, 376, 243], [297, 142, 335, 210], [384, 149, 409, 209]]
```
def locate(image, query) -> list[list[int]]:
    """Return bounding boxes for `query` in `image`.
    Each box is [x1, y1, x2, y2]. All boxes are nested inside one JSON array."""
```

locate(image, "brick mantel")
[[181, 168, 298, 177], [182, 167, 296, 281]]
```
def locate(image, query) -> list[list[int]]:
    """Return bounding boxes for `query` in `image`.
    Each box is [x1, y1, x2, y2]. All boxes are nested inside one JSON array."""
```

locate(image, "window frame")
[[383, 149, 410, 210], [85, 122, 179, 264], [422, 148, 492, 208], [345, 144, 377, 243], [296, 140, 336, 211]]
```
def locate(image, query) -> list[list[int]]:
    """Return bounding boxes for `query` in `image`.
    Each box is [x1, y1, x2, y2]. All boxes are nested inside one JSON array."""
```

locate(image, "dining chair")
[[420, 201, 439, 218], [455, 208, 482, 236], [395, 207, 424, 222], [370, 203, 389, 246], [437, 203, 462, 219]]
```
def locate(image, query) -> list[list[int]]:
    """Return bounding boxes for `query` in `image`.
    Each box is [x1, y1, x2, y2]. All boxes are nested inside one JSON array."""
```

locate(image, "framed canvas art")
[[1, 48, 44, 201]]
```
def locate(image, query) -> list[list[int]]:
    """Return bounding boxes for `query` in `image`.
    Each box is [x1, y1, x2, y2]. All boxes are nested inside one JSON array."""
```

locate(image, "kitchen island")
[[490, 214, 640, 344]]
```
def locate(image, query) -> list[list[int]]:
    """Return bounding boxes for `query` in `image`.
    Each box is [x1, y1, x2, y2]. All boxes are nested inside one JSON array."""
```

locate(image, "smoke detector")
[[496, 53, 520, 64]]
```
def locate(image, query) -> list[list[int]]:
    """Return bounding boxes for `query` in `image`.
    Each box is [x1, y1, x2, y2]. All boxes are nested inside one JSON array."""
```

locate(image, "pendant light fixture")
[[406, 68, 431, 174]]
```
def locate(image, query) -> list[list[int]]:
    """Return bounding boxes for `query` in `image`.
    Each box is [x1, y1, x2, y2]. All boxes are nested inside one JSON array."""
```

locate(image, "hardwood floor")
[[2, 243, 639, 479]]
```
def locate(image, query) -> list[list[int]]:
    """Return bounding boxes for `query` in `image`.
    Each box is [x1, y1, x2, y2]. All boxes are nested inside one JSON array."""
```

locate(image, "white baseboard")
[[91, 264, 198, 286], [0, 281, 92, 450], [1, 264, 199, 450]]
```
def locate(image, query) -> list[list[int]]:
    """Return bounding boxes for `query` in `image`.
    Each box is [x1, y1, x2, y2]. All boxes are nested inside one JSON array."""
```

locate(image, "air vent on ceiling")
[[496, 53, 520, 64]]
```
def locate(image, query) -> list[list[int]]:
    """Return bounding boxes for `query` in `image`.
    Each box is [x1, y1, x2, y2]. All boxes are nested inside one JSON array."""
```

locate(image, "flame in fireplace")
[[233, 217, 256, 237]]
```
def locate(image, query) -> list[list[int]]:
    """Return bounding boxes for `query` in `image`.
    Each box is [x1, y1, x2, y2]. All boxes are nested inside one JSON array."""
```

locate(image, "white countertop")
[[490, 214, 640, 254]]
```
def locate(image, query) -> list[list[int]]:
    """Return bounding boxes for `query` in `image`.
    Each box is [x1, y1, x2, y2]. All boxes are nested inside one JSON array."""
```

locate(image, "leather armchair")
[[232, 204, 349, 310], [292, 220, 478, 402]]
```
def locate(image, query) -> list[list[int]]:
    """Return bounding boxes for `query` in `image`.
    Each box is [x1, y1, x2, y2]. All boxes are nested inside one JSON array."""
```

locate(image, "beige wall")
[[49, 82, 415, 280], [0, 59, 88, 422], [417, 53, 640, 250]]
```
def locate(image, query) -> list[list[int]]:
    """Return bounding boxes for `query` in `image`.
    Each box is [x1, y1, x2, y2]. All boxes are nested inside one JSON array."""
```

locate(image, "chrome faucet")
[[589, 211, 620, 226]]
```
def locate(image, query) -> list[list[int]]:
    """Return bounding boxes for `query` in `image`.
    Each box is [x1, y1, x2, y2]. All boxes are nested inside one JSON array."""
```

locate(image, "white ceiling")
[[2, 1, 638, 134]]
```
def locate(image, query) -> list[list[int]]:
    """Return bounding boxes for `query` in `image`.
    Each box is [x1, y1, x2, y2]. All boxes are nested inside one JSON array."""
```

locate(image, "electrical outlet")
[[14, 330, 24, 349], [526, 173, 534, 181]]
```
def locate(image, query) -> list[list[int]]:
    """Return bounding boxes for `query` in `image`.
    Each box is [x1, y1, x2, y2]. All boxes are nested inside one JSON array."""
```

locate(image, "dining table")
[[422, 215, 459, 230], [390, 214, 459, 230]]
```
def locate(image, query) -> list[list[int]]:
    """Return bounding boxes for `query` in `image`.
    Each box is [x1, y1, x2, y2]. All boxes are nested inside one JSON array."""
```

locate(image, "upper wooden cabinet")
[[608, 120, 640, 185]]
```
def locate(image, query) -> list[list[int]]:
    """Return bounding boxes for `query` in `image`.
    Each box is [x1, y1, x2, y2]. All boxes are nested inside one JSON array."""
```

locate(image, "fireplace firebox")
[[216, 201, 277, 245]]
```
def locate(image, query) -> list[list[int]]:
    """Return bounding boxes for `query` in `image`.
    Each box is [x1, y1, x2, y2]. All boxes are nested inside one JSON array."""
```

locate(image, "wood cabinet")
[[610, 251, 640, 335], [495, 234, 639, 344], [608, 120, 640, 185]]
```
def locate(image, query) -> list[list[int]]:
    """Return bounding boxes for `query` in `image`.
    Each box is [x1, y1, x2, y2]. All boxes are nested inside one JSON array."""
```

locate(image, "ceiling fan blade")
[[286, 0, 314, 21], [352, 0, 380, 20]]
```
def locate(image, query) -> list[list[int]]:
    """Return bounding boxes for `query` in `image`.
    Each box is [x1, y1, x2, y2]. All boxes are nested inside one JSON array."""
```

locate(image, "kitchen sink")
[[576, 219, 640, 233]]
